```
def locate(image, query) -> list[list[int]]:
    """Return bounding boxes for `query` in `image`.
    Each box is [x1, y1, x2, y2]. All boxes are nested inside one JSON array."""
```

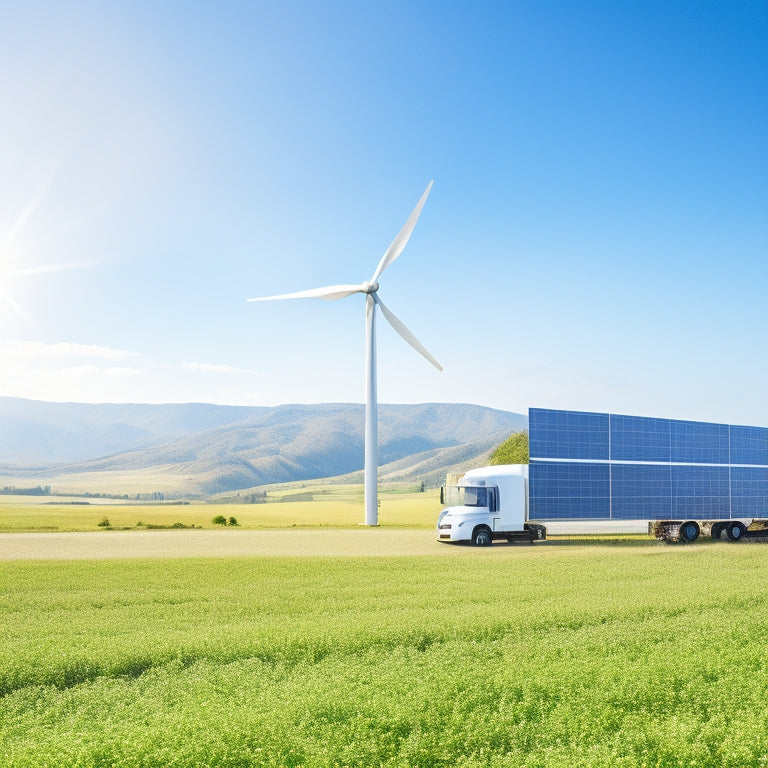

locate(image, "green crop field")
[[2, 543, 767, 767], [0, 487, 441, 532]]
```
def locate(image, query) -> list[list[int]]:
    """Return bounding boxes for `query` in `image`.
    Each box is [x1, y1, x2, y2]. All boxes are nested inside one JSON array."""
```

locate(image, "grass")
[[0, 486, 441, 532], [2, 544, 767, 767]]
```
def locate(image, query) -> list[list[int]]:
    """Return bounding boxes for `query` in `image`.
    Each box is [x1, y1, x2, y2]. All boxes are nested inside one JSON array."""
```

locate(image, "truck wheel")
[[679, 521, 700, 543], [710, 523, 725, 541], [472, 527, 493, 547], [727, 521, 747, 542]]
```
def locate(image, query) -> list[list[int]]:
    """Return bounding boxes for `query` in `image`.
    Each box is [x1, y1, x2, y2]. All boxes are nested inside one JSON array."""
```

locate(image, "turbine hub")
[[363, 281, 379, 294]]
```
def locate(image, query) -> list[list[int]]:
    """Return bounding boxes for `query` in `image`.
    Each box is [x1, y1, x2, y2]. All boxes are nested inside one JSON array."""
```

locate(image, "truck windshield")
[[443, 486, 488, 508]]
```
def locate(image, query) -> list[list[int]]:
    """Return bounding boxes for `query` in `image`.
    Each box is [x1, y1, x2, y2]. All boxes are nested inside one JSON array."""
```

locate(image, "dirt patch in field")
[[0, 529, 484, 560]]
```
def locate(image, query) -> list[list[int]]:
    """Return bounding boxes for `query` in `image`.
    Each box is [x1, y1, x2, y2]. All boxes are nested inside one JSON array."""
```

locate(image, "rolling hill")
[[0, 398, 527, 497]]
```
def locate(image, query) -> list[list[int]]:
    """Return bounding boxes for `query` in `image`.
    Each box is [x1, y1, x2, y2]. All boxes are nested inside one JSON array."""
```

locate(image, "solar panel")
[[529, 408, 768, 521]]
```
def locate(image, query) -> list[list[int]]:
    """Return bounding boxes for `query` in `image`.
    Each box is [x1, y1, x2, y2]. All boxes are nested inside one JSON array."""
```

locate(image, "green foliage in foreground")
[[2, 546, 767, 767], [489, 430, 529, 465]]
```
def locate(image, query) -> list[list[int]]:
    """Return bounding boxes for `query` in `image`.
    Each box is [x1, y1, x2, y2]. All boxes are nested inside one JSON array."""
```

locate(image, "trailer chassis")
[[649, 519, 768, 544]]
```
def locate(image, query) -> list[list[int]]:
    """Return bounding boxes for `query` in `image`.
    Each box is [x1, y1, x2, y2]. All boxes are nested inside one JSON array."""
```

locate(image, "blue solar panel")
[[529, 408, 608, 460], [670, 419, 729, 464], [731, 467, 768, 516], [671, 465, 730, 519], [730, 425, 768, 465], [528, 461, 609, 519], [610, 464, 672, 519], [528, 408, 767, 521], [610, 415, 670, 462]]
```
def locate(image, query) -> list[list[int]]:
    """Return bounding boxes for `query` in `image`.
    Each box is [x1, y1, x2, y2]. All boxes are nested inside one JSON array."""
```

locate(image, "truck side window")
[[488, 488, 498, 513]]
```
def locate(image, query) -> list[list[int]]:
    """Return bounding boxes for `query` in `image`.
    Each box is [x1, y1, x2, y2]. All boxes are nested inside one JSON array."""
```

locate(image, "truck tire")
[[727, 521, 747, 542], [710, 522, 725, 541], [472, 527, 493, 547], [679, 521, 700, 543]]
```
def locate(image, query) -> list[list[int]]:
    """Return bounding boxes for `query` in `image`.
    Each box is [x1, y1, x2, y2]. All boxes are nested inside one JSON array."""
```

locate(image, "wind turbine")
[[248, 181, 441, 526]]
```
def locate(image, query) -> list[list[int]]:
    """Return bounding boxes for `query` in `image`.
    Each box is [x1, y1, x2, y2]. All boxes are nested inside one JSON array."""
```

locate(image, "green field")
[[2, 543, 767, 767], [0, 487, 441, 532]]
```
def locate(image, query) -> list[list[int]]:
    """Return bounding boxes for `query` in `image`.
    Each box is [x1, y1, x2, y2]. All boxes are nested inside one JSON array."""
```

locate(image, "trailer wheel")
[[679, 521, 700, 543], [727, 521, 747, 542], [472, 527, 493, 547]]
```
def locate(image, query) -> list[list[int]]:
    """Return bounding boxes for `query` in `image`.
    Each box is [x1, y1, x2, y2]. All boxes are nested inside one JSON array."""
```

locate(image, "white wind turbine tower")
[[248, 181, 441, 526]]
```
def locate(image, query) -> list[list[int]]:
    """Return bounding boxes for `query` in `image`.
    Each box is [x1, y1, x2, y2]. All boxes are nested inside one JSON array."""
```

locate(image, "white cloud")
[[1, 340, 137, 362], [103, 367, 141, 378], [0, 340, 270, 405], [182, 361, 261, 376]]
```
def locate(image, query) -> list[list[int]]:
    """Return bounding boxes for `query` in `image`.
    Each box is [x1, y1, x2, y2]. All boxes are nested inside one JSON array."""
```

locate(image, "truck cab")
[[437, 465, 545, 546]]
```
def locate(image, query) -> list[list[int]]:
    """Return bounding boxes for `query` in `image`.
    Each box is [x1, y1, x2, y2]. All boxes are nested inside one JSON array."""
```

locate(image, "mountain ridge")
[[0, 398, 527, 496]]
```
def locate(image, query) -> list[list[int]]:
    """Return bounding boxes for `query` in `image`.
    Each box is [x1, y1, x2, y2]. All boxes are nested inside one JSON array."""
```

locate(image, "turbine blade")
[[373, 294, 442, 371], [371, 181, 433, 282], [248, 284, 366, 302]]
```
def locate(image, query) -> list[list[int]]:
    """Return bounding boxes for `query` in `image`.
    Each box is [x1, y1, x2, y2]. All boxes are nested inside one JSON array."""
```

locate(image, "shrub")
[[211, 515, 227, 526], [228, 517, 239, 527], [97, 517, 111, 528], [489, 430, 529, 464]]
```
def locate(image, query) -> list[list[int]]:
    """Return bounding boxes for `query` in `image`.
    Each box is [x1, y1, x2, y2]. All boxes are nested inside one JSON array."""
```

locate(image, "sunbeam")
[[3, 164, 58, 250], [11, 259, 105, 277], [1, 166, 103, 326]]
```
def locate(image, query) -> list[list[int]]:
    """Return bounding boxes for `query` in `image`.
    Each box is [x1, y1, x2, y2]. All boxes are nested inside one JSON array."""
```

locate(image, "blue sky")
[[1, 0, 766, 425]]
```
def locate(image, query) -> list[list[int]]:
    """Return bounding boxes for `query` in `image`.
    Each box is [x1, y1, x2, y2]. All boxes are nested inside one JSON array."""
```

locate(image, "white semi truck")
[[437, 464, 768, 545], [437, 465, 546, 546]]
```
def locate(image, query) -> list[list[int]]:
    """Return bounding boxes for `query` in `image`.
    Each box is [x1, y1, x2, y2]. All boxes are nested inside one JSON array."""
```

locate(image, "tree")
[[489, 430, 529, 465]]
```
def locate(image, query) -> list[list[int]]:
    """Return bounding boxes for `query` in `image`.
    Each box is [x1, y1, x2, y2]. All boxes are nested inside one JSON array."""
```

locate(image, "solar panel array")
[[528, 408, 768, 521]]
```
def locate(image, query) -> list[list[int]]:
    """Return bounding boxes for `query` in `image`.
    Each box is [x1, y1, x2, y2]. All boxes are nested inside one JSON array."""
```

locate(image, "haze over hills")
[[0, 397, 263, 465], [0, 398, 527, 497]]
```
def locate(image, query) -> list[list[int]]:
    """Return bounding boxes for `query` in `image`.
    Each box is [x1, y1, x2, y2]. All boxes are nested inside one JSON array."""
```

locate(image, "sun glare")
[[0, 257, 29, 322], [1, 167, 103, 326]]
